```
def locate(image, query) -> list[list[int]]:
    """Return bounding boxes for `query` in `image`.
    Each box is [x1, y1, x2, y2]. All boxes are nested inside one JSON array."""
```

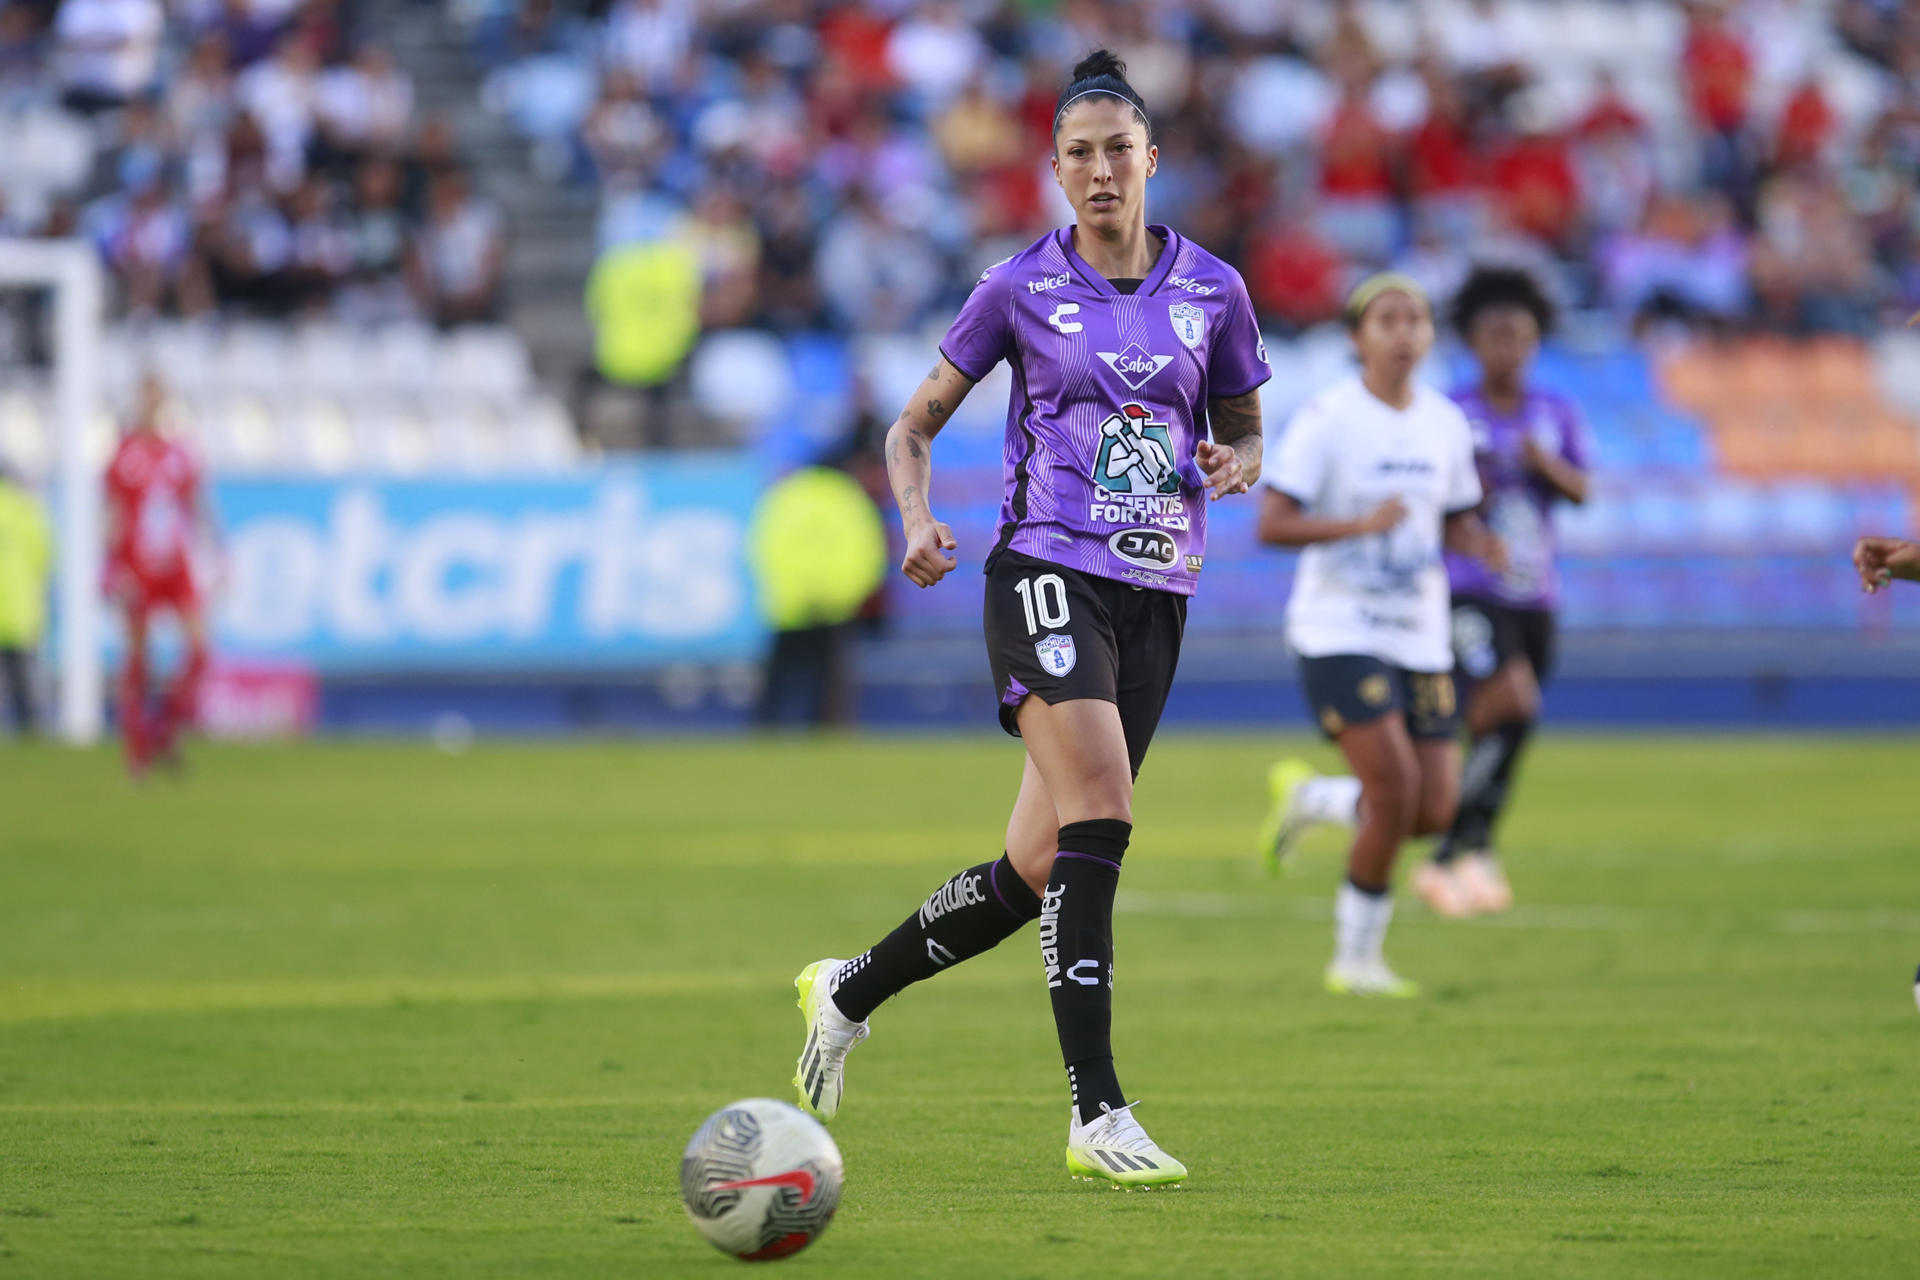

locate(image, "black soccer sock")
[[829, 855, 1041, 1022], [1042, 818, 1131, 1126], [1438, 718, 1534, 862]]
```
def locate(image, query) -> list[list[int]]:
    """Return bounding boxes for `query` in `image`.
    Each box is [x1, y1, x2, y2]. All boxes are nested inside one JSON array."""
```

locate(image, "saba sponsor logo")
[[1096, 343, 1174, 391], [918, 873, 985, 928]]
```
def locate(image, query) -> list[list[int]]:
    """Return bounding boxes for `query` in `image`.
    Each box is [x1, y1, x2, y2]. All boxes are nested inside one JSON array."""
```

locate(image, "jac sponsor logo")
[[1108, 527, 1179, 571], [1169, 274, 1216, 295], [1027, 274, 1070, 294]]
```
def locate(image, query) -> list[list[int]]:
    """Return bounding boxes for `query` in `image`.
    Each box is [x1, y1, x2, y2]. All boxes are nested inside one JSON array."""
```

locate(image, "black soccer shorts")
[[1450, 595, 1558, 685], [982, 549, 1186, 778], [1296, 652, 1460, 742]]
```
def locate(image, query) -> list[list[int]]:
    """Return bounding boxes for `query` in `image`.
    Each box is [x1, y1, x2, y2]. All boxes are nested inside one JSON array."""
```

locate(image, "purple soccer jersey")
[[939, 225, 1271, 596], [1444, 385, 1591, 609]]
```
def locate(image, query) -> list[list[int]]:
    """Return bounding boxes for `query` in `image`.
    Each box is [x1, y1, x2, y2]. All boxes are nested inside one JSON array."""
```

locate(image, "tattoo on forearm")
[[1207, 390, 1262, 442], [907, 435, 923, 460], [926, 398, 948, 421], [927, 363, 943, 380], [901, 485, 923, 516]]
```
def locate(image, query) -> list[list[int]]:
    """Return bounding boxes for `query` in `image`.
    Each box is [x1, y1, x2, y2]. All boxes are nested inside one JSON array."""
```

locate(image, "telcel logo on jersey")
[[1027, 274, 1069, 294], [919, 873, 984, 928], [1168, 275, 1216, 295], [1108, 528, 1179, 571]]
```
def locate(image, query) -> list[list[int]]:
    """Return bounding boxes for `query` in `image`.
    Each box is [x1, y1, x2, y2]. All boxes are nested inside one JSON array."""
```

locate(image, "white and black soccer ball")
[[681, 1098, 843, 1262]]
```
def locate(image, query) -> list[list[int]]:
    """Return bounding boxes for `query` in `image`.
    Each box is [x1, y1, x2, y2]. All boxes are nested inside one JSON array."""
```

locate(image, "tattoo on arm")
[[926, 398, 948, 421], [1207, 390, 1262, 443], [907, 435, 923, 460], [901, 485, 923, 516]]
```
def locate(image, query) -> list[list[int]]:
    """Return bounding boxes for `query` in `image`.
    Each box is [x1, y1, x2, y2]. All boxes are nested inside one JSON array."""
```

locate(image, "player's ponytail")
[[1053, 49, 1151, 143]]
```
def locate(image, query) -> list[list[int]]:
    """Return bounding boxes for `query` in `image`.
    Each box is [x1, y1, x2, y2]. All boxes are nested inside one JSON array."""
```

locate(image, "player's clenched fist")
[[901, 519, 957, 588], [1853, 535, 1920, 593]]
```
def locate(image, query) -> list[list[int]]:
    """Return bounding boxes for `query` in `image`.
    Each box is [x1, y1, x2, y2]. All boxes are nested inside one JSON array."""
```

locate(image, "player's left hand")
[[1196, 440, 1247, 501], [1477, 531, 1510, 574], [1853, 535, 1920, 592]]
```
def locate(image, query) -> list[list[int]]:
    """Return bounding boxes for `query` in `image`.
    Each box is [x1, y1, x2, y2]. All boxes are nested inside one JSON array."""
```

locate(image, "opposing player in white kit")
[[1255, 275, 1504, 995]]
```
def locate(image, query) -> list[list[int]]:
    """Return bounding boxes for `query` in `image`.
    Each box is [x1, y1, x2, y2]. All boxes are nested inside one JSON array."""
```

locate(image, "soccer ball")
[[680, 1098, 843, 1261]]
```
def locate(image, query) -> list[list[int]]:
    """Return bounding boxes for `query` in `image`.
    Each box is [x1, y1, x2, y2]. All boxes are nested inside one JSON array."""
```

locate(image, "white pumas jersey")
[[1262, 376, 1482, 671]]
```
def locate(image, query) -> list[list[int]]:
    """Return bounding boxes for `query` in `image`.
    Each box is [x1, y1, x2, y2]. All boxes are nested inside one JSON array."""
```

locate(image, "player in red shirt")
[[104, 374, 214, 775]]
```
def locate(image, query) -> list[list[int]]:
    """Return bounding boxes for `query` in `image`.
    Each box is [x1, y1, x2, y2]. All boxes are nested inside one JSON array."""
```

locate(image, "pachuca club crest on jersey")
[[1169, 301, 1206, 350], [1035, 633, 1077, 676], [1095, 403, 1180, 496]]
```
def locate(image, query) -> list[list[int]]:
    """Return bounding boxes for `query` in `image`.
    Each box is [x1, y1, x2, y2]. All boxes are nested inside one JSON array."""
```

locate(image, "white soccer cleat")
[[1257, 758, 1317, 875], [792, 959, 868, 1123], [1411, 860, 1476, 918], [1065, 1102, 1188, 1188], [1454, 852, 1514, 914], [1324, 958, 1420, 998]]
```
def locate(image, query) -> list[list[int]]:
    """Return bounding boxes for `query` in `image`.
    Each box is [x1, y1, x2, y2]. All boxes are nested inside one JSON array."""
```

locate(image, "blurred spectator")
[[336, 156, 416, 323], [885, 1, 988, 114], [1684, 0, 1761, 216], [1600, 193, 1749, 334], [408, 171, 506, 328], [1772, 77, 1835, 171], [1487, 94, 1581, 254], [1315, 58, 1397, 265], [604, 0, 694, 95], [314, 43, 414, 166], [234, 32, 320, 190], [1748, 168, 1877, 335], [0, 461, 52, 736], [1572, 73, 1655, 242], [54, 0, 163, 113], [813, 185, 941, 335]]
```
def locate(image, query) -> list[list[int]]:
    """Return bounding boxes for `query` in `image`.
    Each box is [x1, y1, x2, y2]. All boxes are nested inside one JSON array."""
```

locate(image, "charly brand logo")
[[1028, 274, 1070, 294], [1169, 301, 1206, 349], [1035, 632, 1076, 676], [1094, 403, 1179, 496], [1108, 527, 1178, 570], [1096, 343, 1174, 391], [1047, 302, 1083, 334]]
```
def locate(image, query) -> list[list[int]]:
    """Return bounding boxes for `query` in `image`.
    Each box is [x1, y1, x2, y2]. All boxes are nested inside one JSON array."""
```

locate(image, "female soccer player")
[[1255, 274, 1501, 997], [1410, 266, 1589, 917], [790, 51, 1269, 1187]]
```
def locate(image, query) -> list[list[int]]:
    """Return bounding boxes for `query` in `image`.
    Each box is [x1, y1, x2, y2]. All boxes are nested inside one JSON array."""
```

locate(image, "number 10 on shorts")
[[1015, 574, 1071, 636]]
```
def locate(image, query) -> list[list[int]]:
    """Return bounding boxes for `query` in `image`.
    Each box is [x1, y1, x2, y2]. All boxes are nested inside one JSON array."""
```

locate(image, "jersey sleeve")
[[937, 260, 1015, 382], [1444, 408, 1484, 515], [1556, 396, 1593, 472], [1260, 400, 1327, 507], [1207, 274, 1271, 400]]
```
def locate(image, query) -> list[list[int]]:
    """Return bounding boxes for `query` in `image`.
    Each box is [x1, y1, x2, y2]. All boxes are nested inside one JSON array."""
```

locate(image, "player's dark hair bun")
[[1451, 265, 1556, 338], [1071, 49, 1128, 83], [1054, 47, 1152, 141]]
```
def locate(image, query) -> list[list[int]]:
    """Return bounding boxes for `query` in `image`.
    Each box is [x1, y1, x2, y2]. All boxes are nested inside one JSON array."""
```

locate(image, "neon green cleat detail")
[[1324, 959, 1421, 998], [1065, 1103, 1188, 1188], [1258, 758, 1317, 876], [792, 958, 867, 1122]]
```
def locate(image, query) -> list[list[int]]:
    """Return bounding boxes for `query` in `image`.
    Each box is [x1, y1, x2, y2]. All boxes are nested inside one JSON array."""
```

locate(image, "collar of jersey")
[[1056, 224, 1180, 297]]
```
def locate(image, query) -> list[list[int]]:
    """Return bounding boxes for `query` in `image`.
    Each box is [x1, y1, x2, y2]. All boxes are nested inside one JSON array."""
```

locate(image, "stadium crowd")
[[0, 0, 504, 326], [478, 0, 1920, 349], [1, 0, 1916, 347]]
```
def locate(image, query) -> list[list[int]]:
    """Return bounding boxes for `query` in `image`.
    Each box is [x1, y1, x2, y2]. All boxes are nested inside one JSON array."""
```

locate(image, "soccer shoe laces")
[[1087, 1101, 1155, 1151]]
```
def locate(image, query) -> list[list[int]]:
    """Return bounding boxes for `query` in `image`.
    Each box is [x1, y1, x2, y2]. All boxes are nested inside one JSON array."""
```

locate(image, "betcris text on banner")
[[207, 458, 763, 671]]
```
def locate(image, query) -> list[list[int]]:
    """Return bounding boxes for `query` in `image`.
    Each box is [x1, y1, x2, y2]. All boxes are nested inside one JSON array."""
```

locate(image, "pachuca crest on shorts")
[[940, 225, 1271, 596]]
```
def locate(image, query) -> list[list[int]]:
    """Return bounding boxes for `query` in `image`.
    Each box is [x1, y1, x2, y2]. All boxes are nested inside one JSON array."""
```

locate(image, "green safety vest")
[[0, 481, 52, 646], [748, 468, 887, 631], [583, 241, 702, 387]]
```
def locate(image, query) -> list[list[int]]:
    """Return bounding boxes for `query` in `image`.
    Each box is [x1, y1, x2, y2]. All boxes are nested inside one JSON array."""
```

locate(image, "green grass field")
[[2, 733, 1917, 1278]]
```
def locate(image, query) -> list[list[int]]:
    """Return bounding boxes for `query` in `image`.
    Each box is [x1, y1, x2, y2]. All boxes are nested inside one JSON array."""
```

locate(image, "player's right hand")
[[1853, 535, 1920, 592], [1356, 497, 1408, 535], [902, 519, 957, 588]]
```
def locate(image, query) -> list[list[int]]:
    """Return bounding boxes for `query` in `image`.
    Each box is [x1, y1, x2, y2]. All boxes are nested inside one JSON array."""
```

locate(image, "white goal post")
[[0, 239, 104, 745]]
